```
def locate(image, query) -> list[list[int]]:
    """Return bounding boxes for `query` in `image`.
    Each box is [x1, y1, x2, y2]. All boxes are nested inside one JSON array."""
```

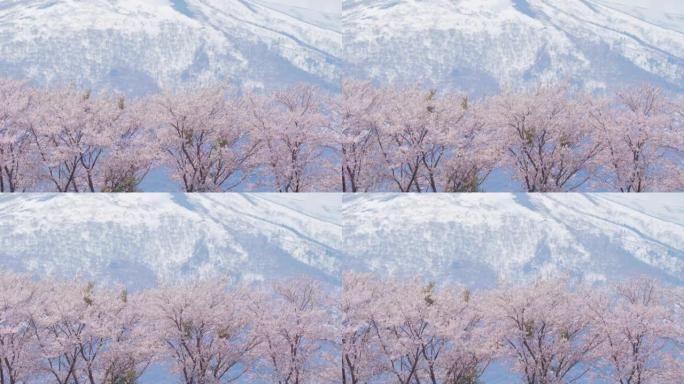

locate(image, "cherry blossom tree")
[[0, 79, 39, 192], [29, 280, 95, 383], [426, 285, 497, 384], [0, 271, 681, 382], [589, 278, 678, 384], [490, 280, 601, 384], [436, 95, 500, 192], [337, 80, 384, 192], [100, 97, 157, 192], [367, 85, 498, 192], [28, 88, 115, 192], [589, 84, 684, 192], [147, 278, 259, 384], [489, 86, 602, 192], [371, 86, 436, 192], [0, 79, 44, 192], [248, 85, 337, 192], [251, 278, 338, 384], [661, 286, 684, 383], [151, 87, 258, 192], [340, 273, 388, 384], [79, 288, 156, 384], [342, 274, 683, 384], [369, 278, 493, 384], [1, 77, 684, 192], [0, 272, 40, 384], [28, 280, 153, 384]]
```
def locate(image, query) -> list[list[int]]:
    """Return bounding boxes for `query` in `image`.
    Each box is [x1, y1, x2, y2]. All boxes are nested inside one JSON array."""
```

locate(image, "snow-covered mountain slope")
[[343, 0, 684, 94], [0, 0, 341, 94], [0, 193, 342, 289], [0, 193, 681, 290], [343, 193, 684, 287], [3, 0, 679, 95]]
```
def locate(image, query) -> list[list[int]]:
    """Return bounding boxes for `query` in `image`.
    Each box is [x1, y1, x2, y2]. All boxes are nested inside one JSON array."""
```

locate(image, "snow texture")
[[343, 0, 684, 94], [0, 1, 682, 94], [0, 0, 342, 94], [0, 193, 681, 290]]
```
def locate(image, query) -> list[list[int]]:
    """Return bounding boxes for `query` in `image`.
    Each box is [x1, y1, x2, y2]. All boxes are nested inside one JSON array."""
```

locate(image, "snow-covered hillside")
[[0, 0, 341, 94], [1, 0, 680, 95], [0, 193, 342, 289], [343, 193, 684, 287], [343, 0, 684, 94], [1, 193, 680, 384], [0, 193, 681, 290]]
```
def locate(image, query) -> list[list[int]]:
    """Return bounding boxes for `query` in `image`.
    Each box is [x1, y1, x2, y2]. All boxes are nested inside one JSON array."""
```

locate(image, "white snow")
[[1, 0, 681, 94], [343, 0, 684, 93], [343, 193, 684, 287], [0, 193, 681, 290], [0, 0, 341, 93], [0, 193, 343, 289]]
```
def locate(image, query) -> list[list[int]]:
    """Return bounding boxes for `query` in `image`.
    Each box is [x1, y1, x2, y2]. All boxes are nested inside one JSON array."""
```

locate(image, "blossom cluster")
[[0, 272, 681, 383], [0, 79, 682, 192]]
